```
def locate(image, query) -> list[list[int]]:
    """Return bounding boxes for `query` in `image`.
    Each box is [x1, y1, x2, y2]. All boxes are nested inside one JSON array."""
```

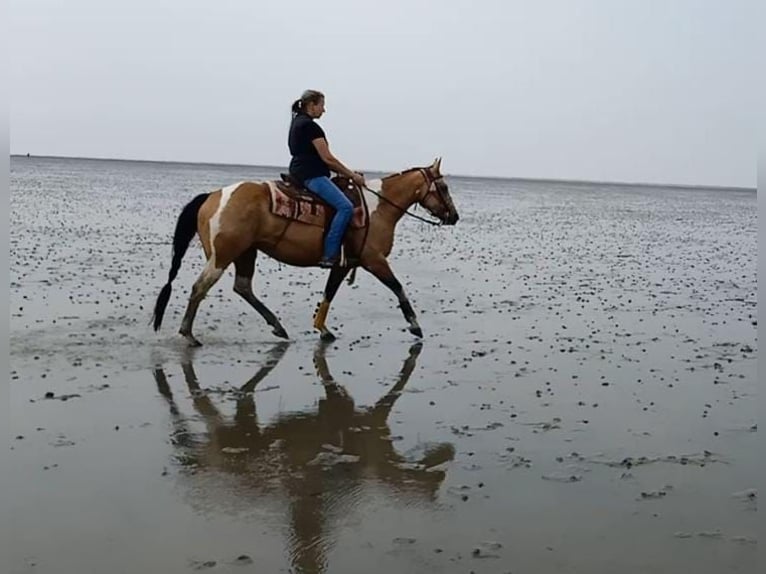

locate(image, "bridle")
[[418, 167, 452, 211], [363, 167, 451, 226]]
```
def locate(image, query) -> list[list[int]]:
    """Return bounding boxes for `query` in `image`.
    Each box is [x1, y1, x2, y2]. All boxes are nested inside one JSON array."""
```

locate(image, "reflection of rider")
[[288, 89, 366, 268]]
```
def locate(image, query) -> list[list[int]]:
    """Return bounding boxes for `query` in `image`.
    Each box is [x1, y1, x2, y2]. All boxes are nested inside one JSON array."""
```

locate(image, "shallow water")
[[9, 156, 758, 573]]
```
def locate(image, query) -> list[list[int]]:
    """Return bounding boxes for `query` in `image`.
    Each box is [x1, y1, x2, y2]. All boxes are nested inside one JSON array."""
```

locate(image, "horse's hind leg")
[[313, 266, 351, 341], [232, 249, 289, 340], [179, 261, 225, 347]]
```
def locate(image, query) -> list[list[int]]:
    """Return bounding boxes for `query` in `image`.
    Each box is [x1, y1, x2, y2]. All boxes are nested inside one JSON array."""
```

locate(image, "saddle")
[[268, 173, 368, 230]]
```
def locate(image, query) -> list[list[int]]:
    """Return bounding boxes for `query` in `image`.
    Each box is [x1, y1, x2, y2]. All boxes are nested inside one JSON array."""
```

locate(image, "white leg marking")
[[196, 262, 225, 297], [209, 182, 243, 266]]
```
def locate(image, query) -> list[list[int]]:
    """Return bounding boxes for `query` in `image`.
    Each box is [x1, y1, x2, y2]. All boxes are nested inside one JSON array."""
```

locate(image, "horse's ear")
[[432, 157, 442, 173]]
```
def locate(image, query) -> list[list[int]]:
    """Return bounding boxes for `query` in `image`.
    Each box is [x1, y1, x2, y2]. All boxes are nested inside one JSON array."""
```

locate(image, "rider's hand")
[[352, 172, 366, 188]]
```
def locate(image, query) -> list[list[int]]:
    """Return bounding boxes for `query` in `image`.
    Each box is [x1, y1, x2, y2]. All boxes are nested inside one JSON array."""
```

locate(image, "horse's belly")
[[257, 235, 323, 267]]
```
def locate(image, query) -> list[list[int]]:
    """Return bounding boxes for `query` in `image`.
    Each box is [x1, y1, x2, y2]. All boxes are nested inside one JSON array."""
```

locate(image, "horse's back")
[[195, 181, 271, 256], [200, 181, 270, 222]]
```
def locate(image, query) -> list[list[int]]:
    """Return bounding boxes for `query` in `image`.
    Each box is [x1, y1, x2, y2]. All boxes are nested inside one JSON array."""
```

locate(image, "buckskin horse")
[[151, 157, 459, 346]]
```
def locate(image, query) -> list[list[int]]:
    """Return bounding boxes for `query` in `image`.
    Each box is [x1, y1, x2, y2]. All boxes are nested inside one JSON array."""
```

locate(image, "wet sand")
[[9, 157, 758, 573]]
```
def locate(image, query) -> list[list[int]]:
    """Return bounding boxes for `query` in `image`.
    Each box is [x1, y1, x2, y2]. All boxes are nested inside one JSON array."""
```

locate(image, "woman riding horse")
[[289, 89, 366, 268], [151, 134, 459, 345]]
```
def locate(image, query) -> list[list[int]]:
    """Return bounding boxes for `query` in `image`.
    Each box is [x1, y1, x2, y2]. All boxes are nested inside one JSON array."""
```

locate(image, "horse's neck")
[[364, 178, 416, 227], [362, 179, 385, 216]]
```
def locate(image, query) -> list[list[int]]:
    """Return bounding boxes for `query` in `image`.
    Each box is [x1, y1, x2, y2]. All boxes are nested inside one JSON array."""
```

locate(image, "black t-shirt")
[[288, 113, 331, 182]]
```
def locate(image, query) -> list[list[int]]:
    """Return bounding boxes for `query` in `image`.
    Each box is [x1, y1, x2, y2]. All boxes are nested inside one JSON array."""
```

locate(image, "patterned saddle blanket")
[[267, 174, 368, 229]]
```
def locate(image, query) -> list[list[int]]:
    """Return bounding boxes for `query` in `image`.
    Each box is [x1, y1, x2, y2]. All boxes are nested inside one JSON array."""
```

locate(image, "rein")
[[363, 169, 445, 226]]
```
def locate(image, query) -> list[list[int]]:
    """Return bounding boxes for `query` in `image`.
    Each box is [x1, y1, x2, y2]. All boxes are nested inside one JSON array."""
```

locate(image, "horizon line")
[[9, 153, 755, 192]]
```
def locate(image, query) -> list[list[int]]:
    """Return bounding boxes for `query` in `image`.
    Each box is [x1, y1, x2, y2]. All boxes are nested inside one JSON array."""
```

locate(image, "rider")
[[288, 89, 366, 268]]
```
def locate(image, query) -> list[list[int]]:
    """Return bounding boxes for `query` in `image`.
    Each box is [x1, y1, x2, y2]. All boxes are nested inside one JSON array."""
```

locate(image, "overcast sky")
[[9, 0, 758, 187]]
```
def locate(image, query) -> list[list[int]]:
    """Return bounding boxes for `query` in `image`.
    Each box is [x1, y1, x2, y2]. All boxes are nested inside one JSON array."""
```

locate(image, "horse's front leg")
[[363, 256, 423, 338], [313, 266, 351, 341]]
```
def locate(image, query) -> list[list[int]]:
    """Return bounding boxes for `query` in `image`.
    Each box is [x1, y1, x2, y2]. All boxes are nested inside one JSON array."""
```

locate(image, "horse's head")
[[381, 158, 459, 225], [416, 157, 459, 225]]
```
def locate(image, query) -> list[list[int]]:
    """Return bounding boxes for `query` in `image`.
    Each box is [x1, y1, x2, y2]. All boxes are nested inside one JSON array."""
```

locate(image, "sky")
[[8, 0, 759, 187]]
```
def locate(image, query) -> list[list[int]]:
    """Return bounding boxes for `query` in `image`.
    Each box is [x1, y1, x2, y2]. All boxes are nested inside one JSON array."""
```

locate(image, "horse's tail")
[[152, 192, 210, 331]]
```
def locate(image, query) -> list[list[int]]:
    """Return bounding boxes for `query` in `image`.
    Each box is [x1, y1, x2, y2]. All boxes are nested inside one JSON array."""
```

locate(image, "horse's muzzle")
[[444, 213, 459, 225]]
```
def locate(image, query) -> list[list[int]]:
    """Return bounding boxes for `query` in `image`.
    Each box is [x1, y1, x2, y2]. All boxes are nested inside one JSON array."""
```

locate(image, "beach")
[[9, 156, 758, 574]]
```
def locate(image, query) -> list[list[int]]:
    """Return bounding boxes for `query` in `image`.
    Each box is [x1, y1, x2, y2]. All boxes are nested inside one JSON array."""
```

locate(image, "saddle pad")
[[267, 182, 367, 229]]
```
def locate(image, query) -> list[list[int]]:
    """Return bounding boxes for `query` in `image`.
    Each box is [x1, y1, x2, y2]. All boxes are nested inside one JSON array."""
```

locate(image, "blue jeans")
[[304, 176, 354, 259]]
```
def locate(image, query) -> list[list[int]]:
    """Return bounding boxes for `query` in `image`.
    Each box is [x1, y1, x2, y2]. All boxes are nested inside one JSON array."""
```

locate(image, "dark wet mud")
[[9, 157, 757, 573]]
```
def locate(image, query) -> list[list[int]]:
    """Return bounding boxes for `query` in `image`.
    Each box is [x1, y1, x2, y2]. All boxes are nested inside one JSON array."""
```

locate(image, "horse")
[[151, 157, 459, 346]]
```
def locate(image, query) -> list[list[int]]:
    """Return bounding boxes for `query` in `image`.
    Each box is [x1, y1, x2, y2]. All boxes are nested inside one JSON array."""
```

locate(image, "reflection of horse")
[[152, 342, 454, 574], [151, 158, 459, 346]]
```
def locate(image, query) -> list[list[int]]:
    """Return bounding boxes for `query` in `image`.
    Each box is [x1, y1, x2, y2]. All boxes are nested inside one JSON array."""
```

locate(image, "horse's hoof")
[[409, 325, 423, 338], [272, 326, 289, 340], [320, 330, 336, 342]]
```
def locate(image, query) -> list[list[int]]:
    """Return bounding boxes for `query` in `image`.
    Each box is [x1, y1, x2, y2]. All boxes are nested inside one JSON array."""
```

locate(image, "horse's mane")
[[381, 167, 427, 181]]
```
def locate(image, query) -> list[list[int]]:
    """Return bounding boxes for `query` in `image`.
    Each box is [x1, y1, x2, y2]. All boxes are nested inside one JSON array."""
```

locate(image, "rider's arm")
[[311, 137, 357, 180]]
